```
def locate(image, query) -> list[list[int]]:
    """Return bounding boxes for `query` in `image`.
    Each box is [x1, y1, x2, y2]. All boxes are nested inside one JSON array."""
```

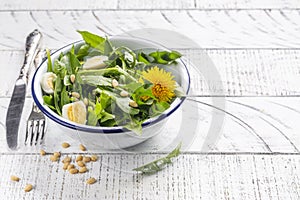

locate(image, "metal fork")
[[25, 103, 46, 145], [25, 49, 47, 146]]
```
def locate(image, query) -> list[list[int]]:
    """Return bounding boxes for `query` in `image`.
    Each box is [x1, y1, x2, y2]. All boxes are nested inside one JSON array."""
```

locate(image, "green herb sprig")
[[133, 142, 182, 174]]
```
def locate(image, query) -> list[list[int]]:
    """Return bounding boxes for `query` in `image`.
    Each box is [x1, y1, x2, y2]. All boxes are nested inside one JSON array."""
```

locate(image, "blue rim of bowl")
[[32, 37, 191, 134]]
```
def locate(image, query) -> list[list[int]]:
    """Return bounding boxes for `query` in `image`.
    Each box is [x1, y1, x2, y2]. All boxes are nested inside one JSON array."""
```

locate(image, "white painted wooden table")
[[1, 0, 300, 199]]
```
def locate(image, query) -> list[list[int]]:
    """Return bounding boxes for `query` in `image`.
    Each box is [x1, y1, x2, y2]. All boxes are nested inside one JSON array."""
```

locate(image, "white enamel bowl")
[[32, 36, 190, 149]]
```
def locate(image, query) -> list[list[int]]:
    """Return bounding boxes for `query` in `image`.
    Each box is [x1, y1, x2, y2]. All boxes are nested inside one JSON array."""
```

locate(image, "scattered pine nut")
[[40, 150, 46, 156], [53, 152, 61, 157], [129, 100, 138, 108], [10, 175, 20, 182], [76, 155, 83, 162], [50, 155, 59, 162], [79, 144, 86, 151], [62, 142, 70, 148], [79, 167, 88, 173], [83, 156, 91, 163], [112, 79, 119, 88], [77, 161, 85, 167], [69, 168, 79, 174], [24, 184, 33, 192], [63, 162, 69, 170], [70, 74, 76, 83], [71, 92, 80, 99], [91, 155, 98, 162], [62, 156, 71, 163], [120, 90, 129, 97], [86, 177, 96, 185], [67, 164, 75, 170]]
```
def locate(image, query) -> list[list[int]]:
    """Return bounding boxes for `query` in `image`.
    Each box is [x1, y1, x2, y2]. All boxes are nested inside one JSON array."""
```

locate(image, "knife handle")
[[19, 29, 43, 83]]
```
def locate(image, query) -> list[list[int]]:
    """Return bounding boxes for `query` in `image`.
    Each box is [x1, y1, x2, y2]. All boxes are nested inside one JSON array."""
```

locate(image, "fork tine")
[[25, 120, 33, 145], [34, 120, 40, 145], [26, 102, 46, 146], [39, 119, 46, 144], [25, 120, 29, 145], [30, 120, 38, 146], [29, 121, 34, 146]]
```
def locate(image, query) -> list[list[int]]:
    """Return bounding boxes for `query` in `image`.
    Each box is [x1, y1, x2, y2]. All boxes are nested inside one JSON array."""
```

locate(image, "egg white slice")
[[62, 101, 87, 125], [40, 72, 57, 94], [83, 55, 108, 70]]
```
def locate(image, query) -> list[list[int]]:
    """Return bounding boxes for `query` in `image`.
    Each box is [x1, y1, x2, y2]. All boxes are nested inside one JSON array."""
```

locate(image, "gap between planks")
[[1, 152, 300, 156]]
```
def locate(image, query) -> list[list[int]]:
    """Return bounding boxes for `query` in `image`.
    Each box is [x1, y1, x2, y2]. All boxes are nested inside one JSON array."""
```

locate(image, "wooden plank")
[[0, 154, 299, 199], [0, 49, 299, 97], [0, 97, 300, 153], [1, 10, 300, 50], [1, 0, 300, 10], [0, 0, 118, 11]]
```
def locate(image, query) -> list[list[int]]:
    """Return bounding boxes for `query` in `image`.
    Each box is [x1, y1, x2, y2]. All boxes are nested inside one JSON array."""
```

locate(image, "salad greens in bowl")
[[32, 31, 190, 149]]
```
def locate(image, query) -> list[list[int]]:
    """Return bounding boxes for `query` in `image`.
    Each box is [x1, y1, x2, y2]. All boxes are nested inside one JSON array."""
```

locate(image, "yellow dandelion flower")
[[141, 66, 176, 102]]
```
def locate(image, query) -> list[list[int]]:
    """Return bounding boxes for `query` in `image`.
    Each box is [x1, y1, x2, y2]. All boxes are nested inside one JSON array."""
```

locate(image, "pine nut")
[[86, 177, 96, 185], [83, 156, 91, 163], [63, 162, 69, 170], [62, 156, 71, 163], [70, 74, 76, 83], [112, 79, 119, 88], [67, 164, 75, 170], [50, 155, 59, 162], [129, 100, 138, 108], [40, 149, 46, 156], [71, 92, 80, 99], [77, 161, 85, 167], [69, 168, 79, 174], [53, 152, 61, 157], [76, 155, 83, 162], [91, 155, 98, 162], [62, 142, 70, 148], [10, 175, 20, 182], [79, 144, 86, 151], [79, 167, 88, 173], [24, 184, 33, 192], [120, 90, 129, 97]]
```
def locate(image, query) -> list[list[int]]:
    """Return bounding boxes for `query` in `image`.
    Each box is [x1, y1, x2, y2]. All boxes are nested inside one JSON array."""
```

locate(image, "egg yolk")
[[47, 77, 54, 90], [67, 106, 74, 121]]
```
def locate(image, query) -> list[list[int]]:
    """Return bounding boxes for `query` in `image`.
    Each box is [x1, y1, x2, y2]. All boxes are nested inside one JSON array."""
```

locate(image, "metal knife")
[[6, 29, 42, 149]]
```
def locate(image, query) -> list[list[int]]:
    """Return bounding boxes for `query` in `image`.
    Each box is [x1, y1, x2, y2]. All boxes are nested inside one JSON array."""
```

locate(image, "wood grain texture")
[[1, 1, 300, 199], [0, 154, 299, 199], [1, 0, 300, 10], [0, 10, 300, 50], [1, 49, 299, 97], [1, 49, 299, 154], [0, 97, 300, 154]]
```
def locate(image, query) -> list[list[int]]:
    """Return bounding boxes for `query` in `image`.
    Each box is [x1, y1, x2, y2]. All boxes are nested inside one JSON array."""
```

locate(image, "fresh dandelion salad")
[[40, 31, 183, 134]]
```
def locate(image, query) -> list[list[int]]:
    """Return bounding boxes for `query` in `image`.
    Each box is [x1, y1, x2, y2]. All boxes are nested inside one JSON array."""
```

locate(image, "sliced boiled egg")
[[40, 72, 57, 94], [62, 101, 87, 124], [83, 55, 108, 70]]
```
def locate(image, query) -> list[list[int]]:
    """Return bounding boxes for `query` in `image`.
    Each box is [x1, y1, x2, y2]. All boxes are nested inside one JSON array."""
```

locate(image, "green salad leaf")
[[60, 86, 70, 108], [149, 50, 181, 64], [87, 106, 98, 126], [77, 31, 107, 54], [46, 48, 53, 72], [53, 74, 62, 116], [43, 95, 55, 110]]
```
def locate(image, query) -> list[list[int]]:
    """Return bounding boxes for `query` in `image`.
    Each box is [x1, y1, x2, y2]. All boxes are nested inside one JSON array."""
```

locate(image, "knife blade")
[[6, 29, 42, 149]]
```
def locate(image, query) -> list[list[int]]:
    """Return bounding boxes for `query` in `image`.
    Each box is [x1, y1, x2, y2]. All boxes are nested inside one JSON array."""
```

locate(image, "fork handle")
[[19, 29, 43, 83]]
